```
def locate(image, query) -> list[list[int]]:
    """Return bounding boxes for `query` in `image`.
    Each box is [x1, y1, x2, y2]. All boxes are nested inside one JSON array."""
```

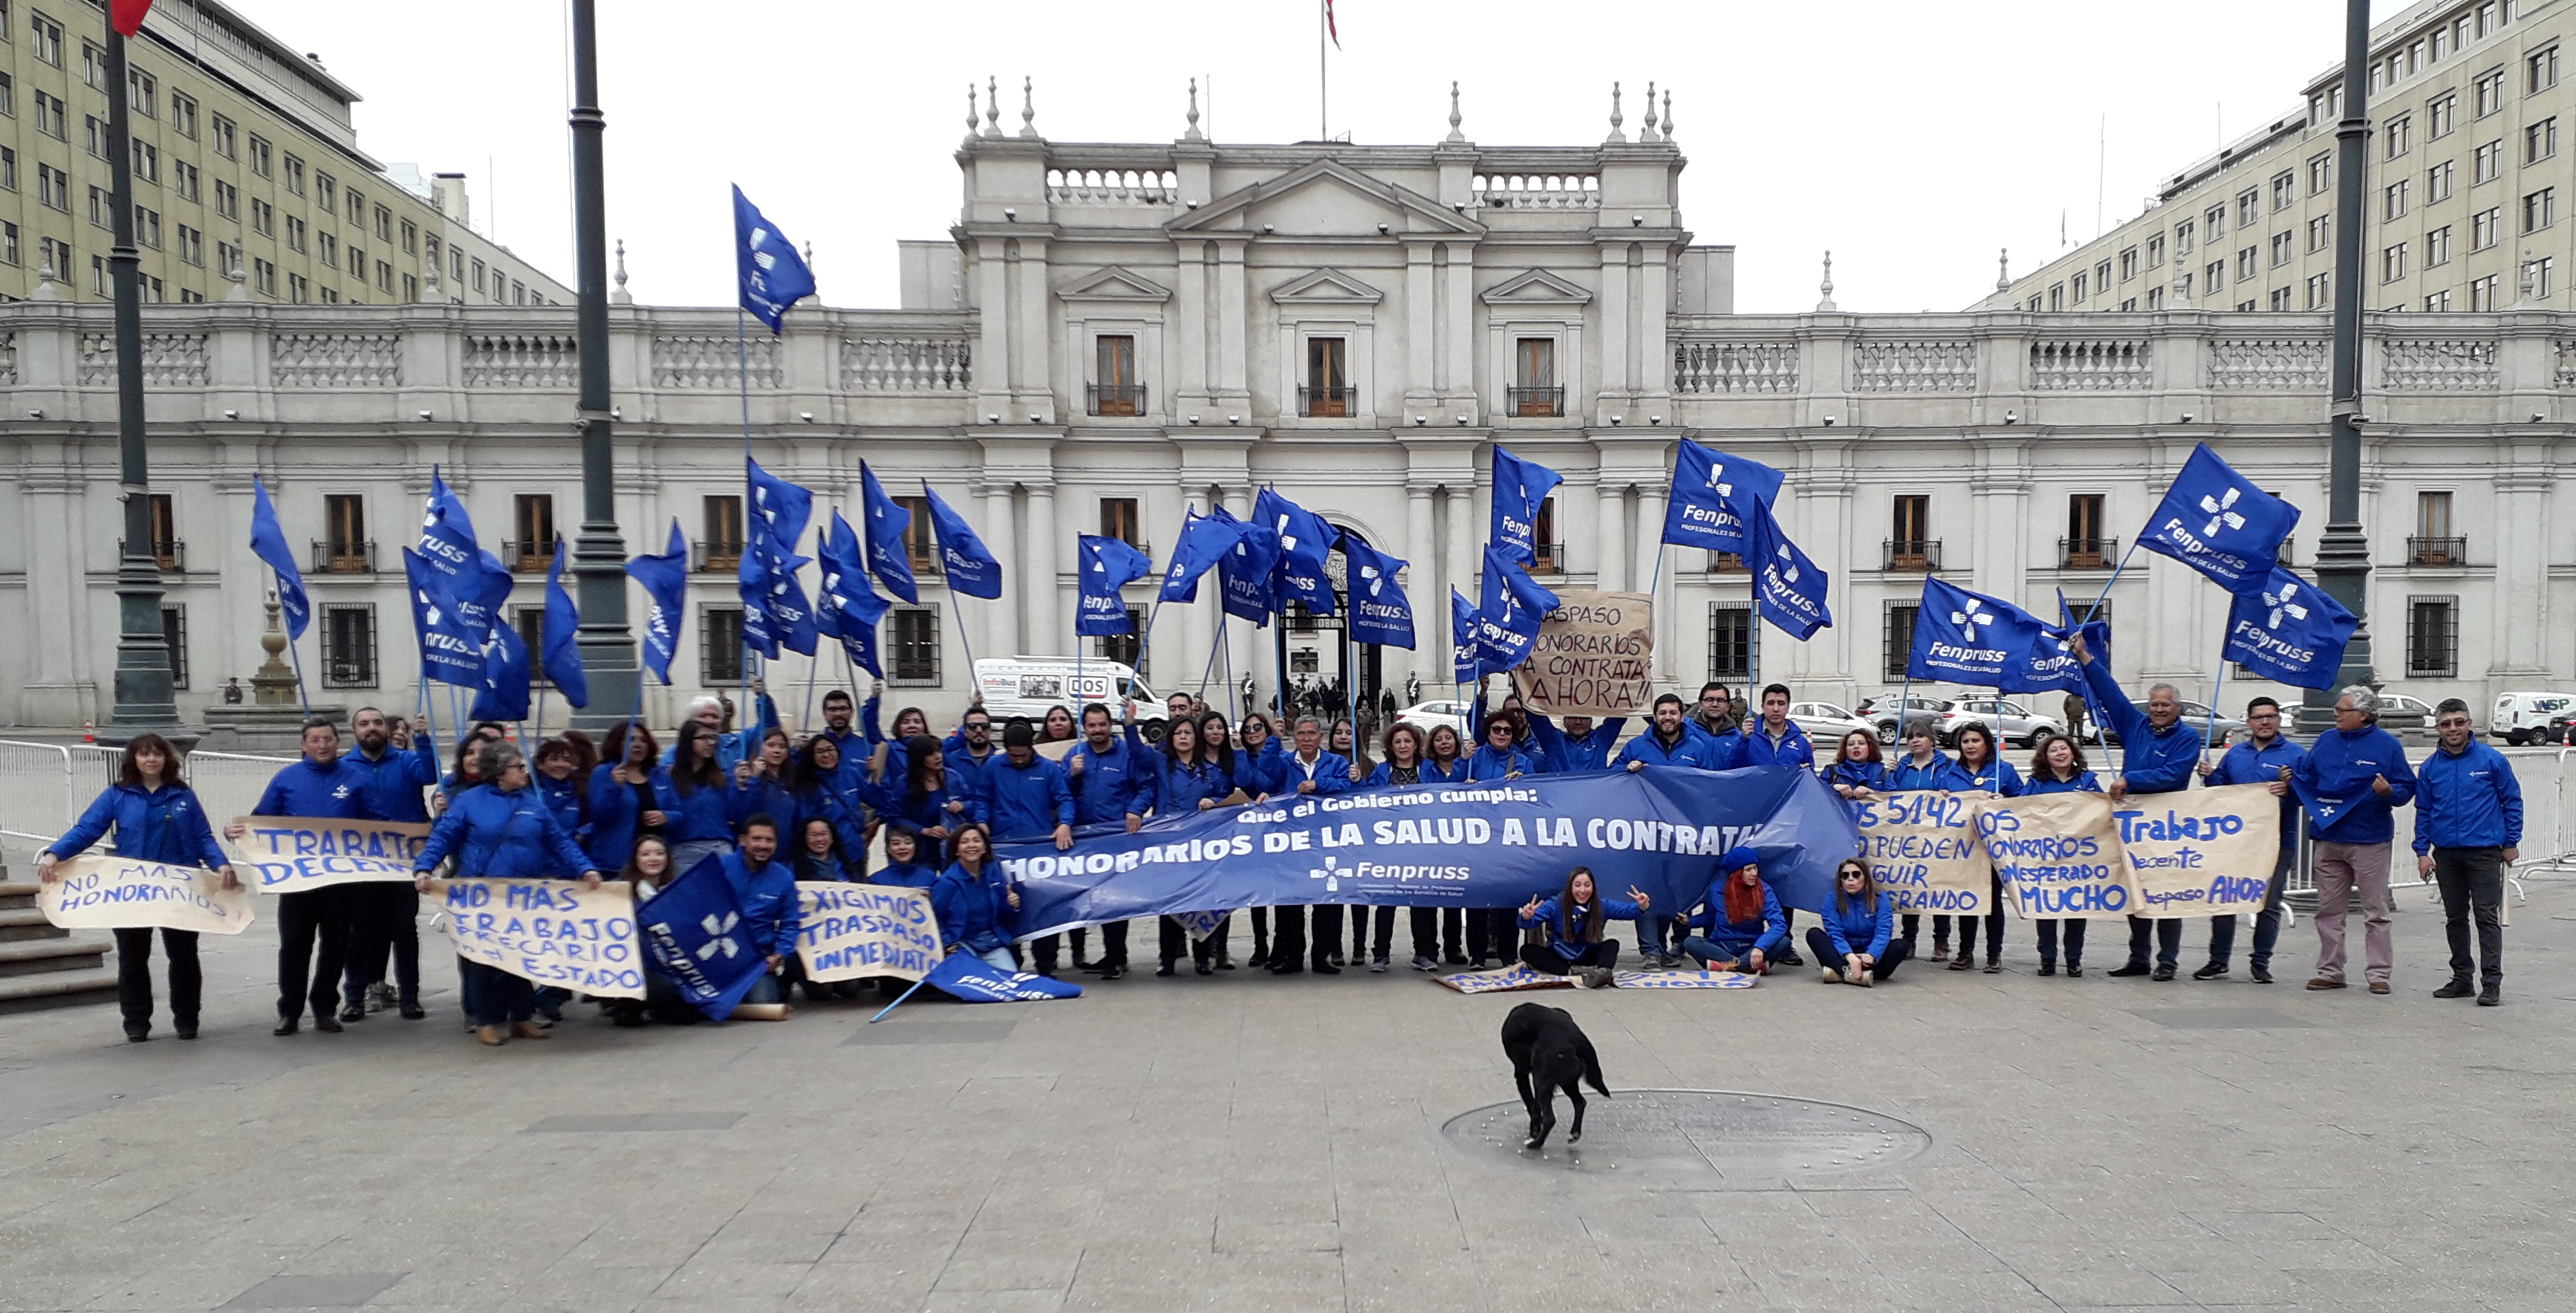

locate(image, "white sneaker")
[[1820, 967, 1842, 983], [1853, 967, 1874, 988]]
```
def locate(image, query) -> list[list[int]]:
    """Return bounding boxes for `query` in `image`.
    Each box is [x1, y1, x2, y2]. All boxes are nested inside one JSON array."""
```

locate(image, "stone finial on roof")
[[1445, 81, 1465, 143], [1817, 251, 1838, 313], [1019, 77, 1039, 139], [1185, 78, 1203, 141], [1605, 82, 1624, 143]]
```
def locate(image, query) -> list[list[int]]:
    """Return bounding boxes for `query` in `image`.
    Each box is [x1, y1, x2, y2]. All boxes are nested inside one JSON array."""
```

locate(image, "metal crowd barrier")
[[0, 740, 293, 865]]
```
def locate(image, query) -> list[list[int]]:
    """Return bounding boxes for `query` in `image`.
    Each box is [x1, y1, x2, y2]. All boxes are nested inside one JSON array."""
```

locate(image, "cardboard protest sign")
[[227, 817, 431, 895], [436, 878, 645, 999], [39, 856, 256, 935], [1434, 963, 1575, 993], [1974, 792, 2136, 919], [2116, 783, 2282, 919], [795, 882, 943, 982], [1512, 590, 1655, 716], [1609, 968, 1760, 989], [1853, 791, 1993, 915]]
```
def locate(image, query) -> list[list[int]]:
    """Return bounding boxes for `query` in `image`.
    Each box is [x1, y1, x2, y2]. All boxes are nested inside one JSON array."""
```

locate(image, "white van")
[[2491, 691, 2573, 745], [972, 657, 1162, 735]]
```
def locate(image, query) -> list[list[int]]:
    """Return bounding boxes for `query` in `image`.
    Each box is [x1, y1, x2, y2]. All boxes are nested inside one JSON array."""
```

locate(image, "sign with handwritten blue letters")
[[2115, 783, 2280, 919], [1852, 790, 1994, 914], [1972, 792, 2135, 918], [438, 878, 645, 999], [39, 855, 256, 934], [227, 817, 431, 895], [795, 883, 943, 982]]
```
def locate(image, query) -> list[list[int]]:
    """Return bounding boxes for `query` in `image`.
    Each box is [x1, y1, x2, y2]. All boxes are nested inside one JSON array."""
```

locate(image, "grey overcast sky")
[[230, 1, 2396, 313]]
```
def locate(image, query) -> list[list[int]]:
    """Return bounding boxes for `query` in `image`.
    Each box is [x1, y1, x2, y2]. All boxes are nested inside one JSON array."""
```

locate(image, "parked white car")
[[1933, 697, 2066, 750], [2492, 691, 2573, 745], [1789, 701, 1876, 748], [1396, 699, 1473, 742]]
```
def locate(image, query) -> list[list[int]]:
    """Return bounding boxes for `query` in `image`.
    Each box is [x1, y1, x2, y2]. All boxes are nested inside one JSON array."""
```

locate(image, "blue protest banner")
[[249, 476, 310, 640], [402, 548, 484, 689], [1450, 589, 1482, 684], [626, 521, 690, 686], [995, 765, 1858, 937], [636, 854, 771, 1022], [1255, 487, 1336, 615], [1743, 497, 1832, 640], [1339, 531, 1415, 649], [745, 455, 814, 559], [1214, 506, 1281, 624], [1477, 545, 1558, 673], [923, 483, 1003, 600], [1159, 508, 1242, 604], [1907, 578, 2051, 687], [2136, 443, 2298, 594], [817, 512, 891, 677], [539, 540, 588, 707], [920, 950, 1085, 1002], [1076, 535, 1154, 636], [469, 612, 532, 722], [859, 461, 921, 604], [2223, 566, 2357, 690], [734, 185, 816, 333], [1489, 446, 1563, 567], [1661, 439, 1785, 555]]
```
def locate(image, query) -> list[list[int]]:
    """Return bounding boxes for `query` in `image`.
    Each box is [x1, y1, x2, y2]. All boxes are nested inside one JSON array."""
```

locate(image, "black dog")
[[1500, 1002, 1610, 1150]]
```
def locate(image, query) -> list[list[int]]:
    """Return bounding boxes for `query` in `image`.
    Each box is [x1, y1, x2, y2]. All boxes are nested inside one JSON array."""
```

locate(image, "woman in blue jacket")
[[530, 739, 588, 873], [664, 721, 737, 873], [1820, 730, 1889, 803], [1947, 722, 2022, 973], [2023, 736, 2104, 976], [1515, 867, 1650, 987], [1806, 857, 1910, 985], [871, 828, 940, 889], [39, 733, 238, 1043], [729, 728, 798, 834], [1679, 848, 1787, 976], [1367, 724, 1451, 973], [583, 721, 676, 876], [1147, 716, 1240, 976], [787, 735, 871, 873], [409, 740, 600, 1045], [869, 735, 964, 869], [1466, 716, 1538, 782], [1233, 713, 1285, 967], [931, 823, 1019, 971], [1886, 719, 1974, 957]]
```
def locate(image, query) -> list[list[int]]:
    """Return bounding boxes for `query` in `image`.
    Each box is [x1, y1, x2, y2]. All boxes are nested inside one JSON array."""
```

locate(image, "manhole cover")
[[1440, 1089, 1931, 1190]]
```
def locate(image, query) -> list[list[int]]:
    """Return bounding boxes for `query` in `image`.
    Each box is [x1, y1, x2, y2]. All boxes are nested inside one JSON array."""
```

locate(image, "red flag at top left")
[[112, 0, 155, 37]]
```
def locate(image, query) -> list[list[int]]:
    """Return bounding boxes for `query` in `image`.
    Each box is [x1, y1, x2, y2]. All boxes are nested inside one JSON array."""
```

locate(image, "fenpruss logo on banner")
[[1950, 600, 1995, 643], [2200, 486, 2248, 539]]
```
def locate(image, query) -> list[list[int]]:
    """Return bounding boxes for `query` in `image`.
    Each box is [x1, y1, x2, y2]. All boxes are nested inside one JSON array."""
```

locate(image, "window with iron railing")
[[1096, 605, 1145, 667], [512, 607, 552, 688], [700, 496, 744, 572], [2407, 535, 2468, 566], [1091, 333, 1142, 415], [2058, 536, 2118, 569], [118, 537, 185, 572], [311, 539, 375, 573], [1512, 337, 1561, 415], [160, 604, 188, 689], [892, 495, 940, 573], [322, 603, 377, 689], [701, 606, 744, 684], [1709, 603, 1755, 682], [1086, 381, 1148, 416], [1884, 604, 1919, 681], [1530, 497, 1561, 574], [891, 606, 941, 685], [2407, 595, 2458, 678], [513, 495, 554, 570], [1883, 540, 1942, 571]]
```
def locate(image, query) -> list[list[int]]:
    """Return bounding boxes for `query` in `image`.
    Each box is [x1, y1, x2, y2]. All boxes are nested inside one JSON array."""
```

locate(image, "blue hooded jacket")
[[253, 755, 379, 820], [2413, 739, 2521, 855], [719, 849, 800, 957], [1526, 714, 1628, 773], [412, 783, 593, 879], [2081, 657, 2202, 796], [1464, 744, 1535, 782], [972, 752, 1076, 840], [1740, 720, 1815, 771], [1618, 725, 1721, 771], [1070, 733, 1159, 825], [1887, 752, 1974, 793], [1689, 875, 1788, 961], [582, 762, 680, 872], [931, 860, 1012, 953], [1954, 756, 2024, 797], [48, 782, 229, 869], [871, 858, 941, 891], [1822, 888, 1895, 959], [2205, 735, 2306, 854], [1685, 722, 1752, 770], [1148, 740, 1238, 814], [1273, 748, 1354, 794], [345, 731, 441, 823], [2292, 724, 2418, 844], [2022, 769, 2104, 796], [663, 770, 738, 843], [1818, 758, 1889, 795], [1519, 892, 1645, 960]]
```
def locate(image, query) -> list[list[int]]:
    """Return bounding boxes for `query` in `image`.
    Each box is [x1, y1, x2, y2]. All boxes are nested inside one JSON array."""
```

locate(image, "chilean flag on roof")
[[113, 1, 155, 37]]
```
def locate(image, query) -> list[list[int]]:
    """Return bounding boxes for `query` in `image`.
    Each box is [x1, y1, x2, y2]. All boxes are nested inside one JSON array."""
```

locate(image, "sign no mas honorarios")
[[227, 817, 431, 895], [1512, 590, 1654, 717], [39, 855, 257, 934]]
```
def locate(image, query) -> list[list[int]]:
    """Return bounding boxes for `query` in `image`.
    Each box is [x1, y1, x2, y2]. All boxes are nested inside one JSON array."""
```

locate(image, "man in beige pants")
[[2291, 687, 2418, 994]]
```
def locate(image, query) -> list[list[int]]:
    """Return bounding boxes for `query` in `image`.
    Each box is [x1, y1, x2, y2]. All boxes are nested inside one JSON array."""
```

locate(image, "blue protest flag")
[[637, 854, 772, 1022], [923, 483, 1001, 600], [416, 467, 485, 626], [2224, 565, 2357, 690], [766, 548, 820, 657], [1339, 531, 1415, 649], [1450, 589, 1483, 684], [738, 548, 782, 661], [2048, 590, 2118, 731], [921, 950, 1084, 1002], [1662, 439, 1785, 554], [744, 456, 813, 559], [732, 185, 816, 334], [1741, 498, 1832, 640], [467, 548, 515, 641], [1255, 487, 1337, 615], [1076, 534, 1154, 637], [818, 513, 891, 676], [469, 614, 532, 722], [1907, 578, 2052, 688], [625, 521, 691, 686], [1477, 545, 1558, 674], [1158, 508, 1243, 604], [2136, 443, 2299, 594], [1214, 506, 1281, 625], [1489, 446, 1564, 567], [538, 540, 588, 708], [248, 476, 310, 640], [855, 461, 921, 604], [402, 548, 484, 689]]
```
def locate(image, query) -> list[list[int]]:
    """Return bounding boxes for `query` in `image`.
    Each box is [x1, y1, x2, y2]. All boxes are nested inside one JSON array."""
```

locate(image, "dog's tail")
[[1581, 1044, 1611, 1098]]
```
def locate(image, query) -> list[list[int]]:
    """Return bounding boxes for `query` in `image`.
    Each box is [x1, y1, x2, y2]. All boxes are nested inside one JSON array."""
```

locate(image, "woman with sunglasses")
[[1807, 858, 1911, 985]]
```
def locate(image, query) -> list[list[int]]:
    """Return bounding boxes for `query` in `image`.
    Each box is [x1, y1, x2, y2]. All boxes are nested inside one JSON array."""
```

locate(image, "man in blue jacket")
[[339, 707, 442, 1022], [661, 684, 779, 776], [2071, 633, 2202, 981], [942, 705, 998, 808], [226, 720, 380, 1036], [720, 815, 801, 1006], [1067, 704, 1158, 979], [1619, 696, 1720, 771], [1266, 716, 1353, 976], [972, 719, 1076, 973], [1742, 684, 1816, 771], [2415, 698, 2521, 1005], [816, 688, 863, 759], [1525, 711, 1627, 773], [2193, 696, 2306, 983], [2292, 685, 2418, 993]]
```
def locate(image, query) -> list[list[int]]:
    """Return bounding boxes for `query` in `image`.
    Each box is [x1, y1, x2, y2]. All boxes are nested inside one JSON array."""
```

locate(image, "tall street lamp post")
[[2304, 0, 2379, 733], [567, 0, 639, 730]]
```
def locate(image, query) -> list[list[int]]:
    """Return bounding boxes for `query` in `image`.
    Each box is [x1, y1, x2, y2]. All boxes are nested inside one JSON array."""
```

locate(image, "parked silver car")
[[1862, 695, 1954, 745], [1789, 701, 1876, 748], [1933, 697, 2066, 750], [2089, 699, 2245, 748]]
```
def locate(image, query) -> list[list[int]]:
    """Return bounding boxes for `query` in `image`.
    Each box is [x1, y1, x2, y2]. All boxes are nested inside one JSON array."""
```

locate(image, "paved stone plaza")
[[2, 878, 2571, 1313]]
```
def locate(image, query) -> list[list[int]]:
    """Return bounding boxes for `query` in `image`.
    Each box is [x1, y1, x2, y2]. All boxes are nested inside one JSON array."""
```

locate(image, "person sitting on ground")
[[789, 814, 859, 884], [1515, 866, 1650, 988], [607, 835, 692, 1028], [720, 814, 800, 1011], [1807, 857, 1912, 986], [1679, 847, 1786, 976], [932, 822, 1019, 972]]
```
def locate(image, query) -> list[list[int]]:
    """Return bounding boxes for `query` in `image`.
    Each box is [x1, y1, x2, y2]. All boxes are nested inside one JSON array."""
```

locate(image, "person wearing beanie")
[[1679, 847, 1787, 975]]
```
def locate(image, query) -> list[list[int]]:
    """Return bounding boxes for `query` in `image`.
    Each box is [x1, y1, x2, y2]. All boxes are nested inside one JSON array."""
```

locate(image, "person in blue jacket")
[[1883, 719, 1974, 960], [2194, 696, 2306, 982], [787, 814, 860, 883], [816, 687, 864, 760], [660, 684, 779, 777], [871, 827, 940, 889], [1679, 847, 1787, 976], [727, 728, 798, 832], [2071, 632, 2206, 981], [2023, 735, 2104, 976], [941, 704, 1000, 811], [1742, 685, 1816, 771], [972, 720, 1077, 974], [1263, 716, 1353, 976], [336, 707, 443, 1023], [1820, 730, 1889, 802], [2415, 698, 2523, 1005], [1618, 695, 1721, 771], [1228, 712, 1287, 969], [1147, 716, 1240, 977], [664, 720, 740, 874], [1515, 866, 1650, 988], [407, 739, 601, 1045], [788, 735, 872, 870], [1466, 714, 1537, 782], [226, 719, 380, 1037], [932, 823, 1019, 972], [2292, 684, 2419, 993], [39, 733, 238, 1043], [1525, 710, 1628, 774], [1806, 857, 1913, 985], [1945, 722, 2022, 973], [584, 721, 676, 876], [715, 814, 801, 1011], [1069, 701, 1158, 980]]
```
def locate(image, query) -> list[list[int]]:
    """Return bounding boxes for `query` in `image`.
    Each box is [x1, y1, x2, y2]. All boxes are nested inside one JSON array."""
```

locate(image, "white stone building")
[[0, 84, 2565, 733]]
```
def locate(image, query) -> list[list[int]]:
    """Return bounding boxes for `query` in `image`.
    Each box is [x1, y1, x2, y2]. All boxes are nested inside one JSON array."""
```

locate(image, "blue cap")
[[1717, 846, 1759, 874]]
